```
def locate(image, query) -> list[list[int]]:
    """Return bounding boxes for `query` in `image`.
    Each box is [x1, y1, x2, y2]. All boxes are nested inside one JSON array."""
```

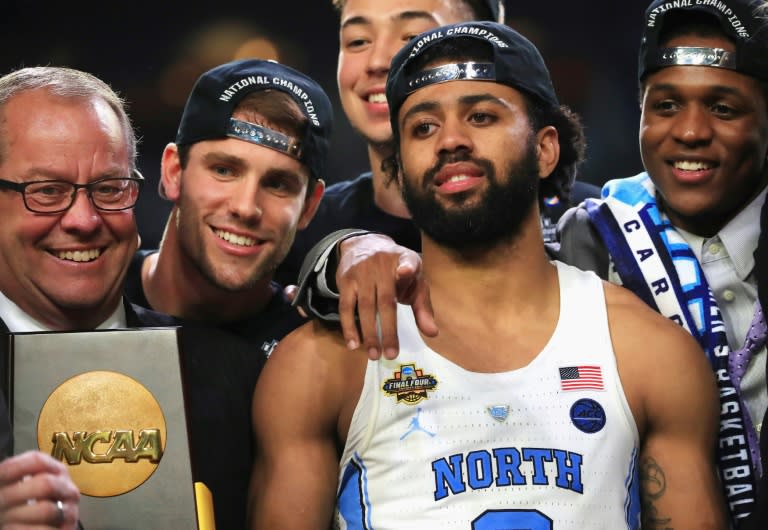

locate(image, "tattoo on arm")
[[640, 456, 673, 530]]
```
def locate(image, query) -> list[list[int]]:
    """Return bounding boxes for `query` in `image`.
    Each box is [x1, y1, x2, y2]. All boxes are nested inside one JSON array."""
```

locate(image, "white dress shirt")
[[676, 187, 768, 435], [0, 290, 127, 333]]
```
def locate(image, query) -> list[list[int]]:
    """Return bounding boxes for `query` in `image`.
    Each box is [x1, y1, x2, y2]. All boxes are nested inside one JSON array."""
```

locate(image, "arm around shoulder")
[[605, 284, 727, 529], [293, 228, 375, 321]]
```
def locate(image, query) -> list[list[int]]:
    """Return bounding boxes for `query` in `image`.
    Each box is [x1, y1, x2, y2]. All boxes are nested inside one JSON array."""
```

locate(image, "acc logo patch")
[[569, 398, 607, 434], [38, 371, 167, 497], [382, 363, 438, 405]]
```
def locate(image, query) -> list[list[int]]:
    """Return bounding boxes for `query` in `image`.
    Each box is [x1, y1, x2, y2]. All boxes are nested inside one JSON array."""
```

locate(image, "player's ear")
[[160, 143, 183, 201], [536, 126, 559, 180], [297, 178, 325, 230]]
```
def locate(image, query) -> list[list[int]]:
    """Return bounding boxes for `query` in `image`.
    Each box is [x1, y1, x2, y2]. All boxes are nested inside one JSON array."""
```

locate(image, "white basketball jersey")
[[336, 261, 641, 530]]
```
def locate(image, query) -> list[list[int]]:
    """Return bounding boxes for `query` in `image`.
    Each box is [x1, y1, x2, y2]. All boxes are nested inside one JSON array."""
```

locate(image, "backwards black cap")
[[386, 21, 558, 141], [639, 0, 768, 81], [175, 58, 333, 182]]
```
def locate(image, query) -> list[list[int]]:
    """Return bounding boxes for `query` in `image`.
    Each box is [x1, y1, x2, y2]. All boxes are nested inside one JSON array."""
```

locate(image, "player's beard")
[[400, 133, 540, 250]]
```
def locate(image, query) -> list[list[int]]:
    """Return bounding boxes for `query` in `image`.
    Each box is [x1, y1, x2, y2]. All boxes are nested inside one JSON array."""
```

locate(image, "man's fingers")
[[0, 497, 78, 528], [282, 285, 307, 317], [0, 454, 80, 528], [282, 284, 298, 303], [394, 253, 419, 292], [373, 276, 399, 360], [394, 256, 437, 340], [395, 262, 419, 303], [0, 452, 66, 486], [356, 285, 382, 360], [0, 471, 80, 517], [338, 286, 361, 351], [334, 234, 427, 359]]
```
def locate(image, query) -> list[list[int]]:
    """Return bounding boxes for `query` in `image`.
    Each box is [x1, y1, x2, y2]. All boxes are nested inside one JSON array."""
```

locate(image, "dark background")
[[1, 1, 650, 248]]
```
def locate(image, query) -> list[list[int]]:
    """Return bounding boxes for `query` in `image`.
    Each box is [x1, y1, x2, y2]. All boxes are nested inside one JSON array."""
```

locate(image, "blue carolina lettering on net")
[[715, 369, 755, 515], [636, 248, 654, 262], [701, 286, 757, 521], [713, 343, 729, 358], [431, 447, 584, 501], [710, 304, 727, 335]]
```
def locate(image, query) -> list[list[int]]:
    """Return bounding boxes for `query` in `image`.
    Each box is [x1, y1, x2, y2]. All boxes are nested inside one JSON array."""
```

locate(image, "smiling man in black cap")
[[126, 59, 331, 337], [248, 20, 726, 529], [556, 2, 768, 525], [121, 58, 333, 529]]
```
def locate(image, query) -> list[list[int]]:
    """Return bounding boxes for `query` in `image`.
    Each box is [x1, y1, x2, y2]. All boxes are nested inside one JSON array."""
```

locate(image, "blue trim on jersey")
[[338, 453, 374, 530], [623, 446, 641, 530]]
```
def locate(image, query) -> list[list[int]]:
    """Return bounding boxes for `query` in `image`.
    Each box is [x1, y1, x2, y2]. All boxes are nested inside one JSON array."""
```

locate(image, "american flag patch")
[[559, 365, 604, 391]]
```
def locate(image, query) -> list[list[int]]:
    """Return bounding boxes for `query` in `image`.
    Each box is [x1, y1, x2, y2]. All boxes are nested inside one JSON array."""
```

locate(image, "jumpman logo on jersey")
[[400, 407, 436, 440]]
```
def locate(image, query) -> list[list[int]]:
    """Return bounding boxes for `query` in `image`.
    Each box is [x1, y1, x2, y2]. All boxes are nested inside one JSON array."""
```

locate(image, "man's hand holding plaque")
[[0, 451, 80, 529]]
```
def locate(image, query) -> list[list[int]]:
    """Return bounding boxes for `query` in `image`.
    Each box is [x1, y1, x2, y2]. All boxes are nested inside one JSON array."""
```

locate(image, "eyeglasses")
[[0, 170, 144, 214]]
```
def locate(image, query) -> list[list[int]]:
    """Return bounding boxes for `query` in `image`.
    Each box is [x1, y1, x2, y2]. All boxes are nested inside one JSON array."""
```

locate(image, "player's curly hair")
[[525, 96, 586, 205], [0, 66, 137, 170]]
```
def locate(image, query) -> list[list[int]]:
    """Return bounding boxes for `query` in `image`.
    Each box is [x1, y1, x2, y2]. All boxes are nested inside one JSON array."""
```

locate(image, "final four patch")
[[382, 363, 438, 405]]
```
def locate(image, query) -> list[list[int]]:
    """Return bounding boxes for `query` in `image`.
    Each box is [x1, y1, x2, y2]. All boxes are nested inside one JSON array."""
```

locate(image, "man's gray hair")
[[0, 66, 137, 169]]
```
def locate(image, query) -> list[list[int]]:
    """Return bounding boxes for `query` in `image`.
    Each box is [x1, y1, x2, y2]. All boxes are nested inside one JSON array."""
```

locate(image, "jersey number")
[[472, 509, 553, 530]]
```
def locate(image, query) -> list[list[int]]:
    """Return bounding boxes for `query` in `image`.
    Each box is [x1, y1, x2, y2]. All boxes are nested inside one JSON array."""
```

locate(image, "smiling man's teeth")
[[368, 93, 387, 104], [446, 175, 471, 183], [216, 230, 256, 247], [674, 160, 713, 171], [56, 249, 101, 262]]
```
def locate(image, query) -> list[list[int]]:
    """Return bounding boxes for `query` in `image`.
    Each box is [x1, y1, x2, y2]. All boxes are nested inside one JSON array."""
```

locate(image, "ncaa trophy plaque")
[[5, 327, 214, 530]]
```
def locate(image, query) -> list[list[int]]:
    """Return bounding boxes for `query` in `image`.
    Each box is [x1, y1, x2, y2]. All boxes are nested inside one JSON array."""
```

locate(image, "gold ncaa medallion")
[[37, 371, 167, 497]]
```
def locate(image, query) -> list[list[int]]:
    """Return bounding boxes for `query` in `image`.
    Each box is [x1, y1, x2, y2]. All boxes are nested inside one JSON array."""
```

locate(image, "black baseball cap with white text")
[[639, 0, 768, 81], [175, 58, 333, 182], [385, 21, 558, 141]]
